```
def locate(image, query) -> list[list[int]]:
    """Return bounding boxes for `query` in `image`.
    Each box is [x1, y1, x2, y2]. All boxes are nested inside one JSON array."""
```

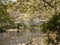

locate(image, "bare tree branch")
[[43, 0, 54, 8]]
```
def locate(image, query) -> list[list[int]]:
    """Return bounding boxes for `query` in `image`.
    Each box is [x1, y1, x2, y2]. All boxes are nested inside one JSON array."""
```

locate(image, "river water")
[[0, 28, 43, 45]]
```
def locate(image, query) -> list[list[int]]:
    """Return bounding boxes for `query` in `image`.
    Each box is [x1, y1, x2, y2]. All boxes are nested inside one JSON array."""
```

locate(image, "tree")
[[42, 13, 60, 45], [0, 0, 15, 30], [42, 0, 60, 45]]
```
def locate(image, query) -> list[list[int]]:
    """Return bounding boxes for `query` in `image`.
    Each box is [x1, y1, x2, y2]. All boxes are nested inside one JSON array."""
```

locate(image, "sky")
[[11, 0, 17, 2]]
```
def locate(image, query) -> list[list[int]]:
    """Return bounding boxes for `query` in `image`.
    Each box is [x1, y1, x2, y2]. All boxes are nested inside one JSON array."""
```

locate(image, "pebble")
[[18, 43, 25, 45], [18, 44, 21, 45]]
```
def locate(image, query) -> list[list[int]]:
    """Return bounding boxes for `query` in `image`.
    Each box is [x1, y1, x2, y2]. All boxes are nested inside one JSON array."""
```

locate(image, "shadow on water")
[[0, 28, 6, 33]]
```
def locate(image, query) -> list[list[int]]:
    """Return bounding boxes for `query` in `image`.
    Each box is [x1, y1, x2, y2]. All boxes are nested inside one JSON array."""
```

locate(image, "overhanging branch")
[[43, 0, 54, 8]]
